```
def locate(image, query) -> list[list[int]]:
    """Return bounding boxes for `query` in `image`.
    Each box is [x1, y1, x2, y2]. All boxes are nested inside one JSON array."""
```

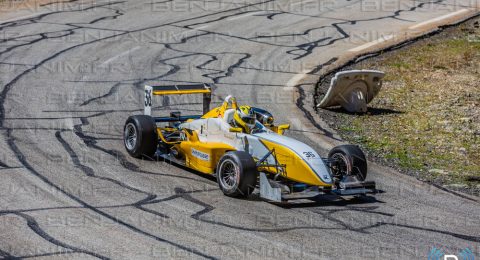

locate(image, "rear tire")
[[123, 115, 158, 158], [328, 145, 367, 181], [216, 151, 257, 198]]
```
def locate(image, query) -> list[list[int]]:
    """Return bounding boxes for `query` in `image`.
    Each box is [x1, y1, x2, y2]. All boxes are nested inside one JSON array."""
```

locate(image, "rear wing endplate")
[[144, 84, 212, 116]]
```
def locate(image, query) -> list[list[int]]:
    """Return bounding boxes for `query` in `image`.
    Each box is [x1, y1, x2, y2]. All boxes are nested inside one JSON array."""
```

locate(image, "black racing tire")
[[123, 115, 158, 159], [328, 145, 367, 181], [216, 151, 257, 198]]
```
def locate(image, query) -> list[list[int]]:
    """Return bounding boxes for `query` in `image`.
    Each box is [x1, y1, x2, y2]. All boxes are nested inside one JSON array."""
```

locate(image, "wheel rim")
[[124, 123, 137, 151], [331, 153, 351, 177], [219, 159, 239, 190]]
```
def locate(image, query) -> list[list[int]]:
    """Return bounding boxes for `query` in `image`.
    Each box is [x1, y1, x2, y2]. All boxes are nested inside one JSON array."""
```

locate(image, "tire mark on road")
[[0, 211, 109, 259], [39, 0, 79, 7], [56, 128, 178, 219], [360, 222, 480, 242], [147, 187, 359, 233], [0, 159, 9, 168], [0, 247, 20, 259], [55, 130, 157, 196], [6, 128, 217, 259], [304, 202, 480, 242], [149, 40, 254, 84], [80, 83, 122, 106], [293, 57, 341, 141], [72, 116, 214, 184]]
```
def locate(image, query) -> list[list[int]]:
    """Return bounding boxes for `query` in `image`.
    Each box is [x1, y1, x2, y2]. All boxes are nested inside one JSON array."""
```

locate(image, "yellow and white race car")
[[123, 84, 376, 202]]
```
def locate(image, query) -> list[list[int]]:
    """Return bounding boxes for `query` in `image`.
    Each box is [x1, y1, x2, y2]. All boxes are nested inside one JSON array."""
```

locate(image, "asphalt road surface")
[[1, 0, 479, 259]]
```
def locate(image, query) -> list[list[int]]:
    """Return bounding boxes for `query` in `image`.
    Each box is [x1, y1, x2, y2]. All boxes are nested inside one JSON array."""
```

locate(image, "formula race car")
[[123, 84, 376, 202]]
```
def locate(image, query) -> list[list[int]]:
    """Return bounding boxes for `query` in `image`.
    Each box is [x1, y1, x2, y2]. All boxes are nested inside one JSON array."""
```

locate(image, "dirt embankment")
[[316, 17, 480, 195]]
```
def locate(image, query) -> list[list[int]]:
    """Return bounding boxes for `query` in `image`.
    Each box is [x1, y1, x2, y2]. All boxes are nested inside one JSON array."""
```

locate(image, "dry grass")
[[337, 21, 480, 189]]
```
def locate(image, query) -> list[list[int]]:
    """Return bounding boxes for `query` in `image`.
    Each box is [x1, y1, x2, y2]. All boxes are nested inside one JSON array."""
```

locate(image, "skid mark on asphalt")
[[173, 0, 447, 61], [55, 130, 156, 196], [80, 83, 123, 106], [0, 159, 9, 168], [292, 58, 341, 141], [144, 186, 480, 243], [71, 116, 214, 184], [0, 211, 109, 259], [302, 203, 480, 242], [146, 37, 257, 84], [5, 128, 217, 258]]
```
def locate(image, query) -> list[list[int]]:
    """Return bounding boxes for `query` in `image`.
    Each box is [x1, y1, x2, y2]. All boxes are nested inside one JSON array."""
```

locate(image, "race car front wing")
[[259, 172, 377, 202]]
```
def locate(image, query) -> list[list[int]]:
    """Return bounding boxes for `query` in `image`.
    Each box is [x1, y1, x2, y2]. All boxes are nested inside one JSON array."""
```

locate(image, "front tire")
[[124, 115, 158, 158], [216, 151, 257, 198], [328, 145, 367, 181]]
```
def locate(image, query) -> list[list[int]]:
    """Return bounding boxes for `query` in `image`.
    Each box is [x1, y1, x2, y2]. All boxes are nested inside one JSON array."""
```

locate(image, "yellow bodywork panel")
[[174, 130, 236, 174], [260, 139, 329, 186], [268, 124, 290, 135], [150, 84, 211, 96], [177, 141, 235, 174], [152, 89, 211, 95], [202, 106, 224, 119], [202, 97, 238, 119]]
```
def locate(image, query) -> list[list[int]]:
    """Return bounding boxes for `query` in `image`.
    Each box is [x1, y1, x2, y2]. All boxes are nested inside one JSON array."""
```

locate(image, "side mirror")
[[278, 124, 290, 130], [277, 124, 290, 135], [229, 127, 243, 133]]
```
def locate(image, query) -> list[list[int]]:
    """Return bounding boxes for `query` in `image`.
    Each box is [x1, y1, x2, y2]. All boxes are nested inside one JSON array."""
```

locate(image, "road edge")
[[294, 10, 480, 202]]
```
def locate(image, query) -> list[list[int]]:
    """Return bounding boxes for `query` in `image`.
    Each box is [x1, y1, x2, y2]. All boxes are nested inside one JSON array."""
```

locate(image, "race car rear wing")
[[144, 84, 212, 116]]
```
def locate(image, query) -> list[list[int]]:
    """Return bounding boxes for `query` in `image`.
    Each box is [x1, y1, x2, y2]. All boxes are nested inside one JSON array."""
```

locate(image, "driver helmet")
[[233, 105, 256, 133]]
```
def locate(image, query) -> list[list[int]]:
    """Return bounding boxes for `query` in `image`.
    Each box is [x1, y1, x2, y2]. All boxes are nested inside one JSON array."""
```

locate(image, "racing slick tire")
[[123, 115, 158, 159], [216, 151, 257, 198], [328, 145, 367, 181]]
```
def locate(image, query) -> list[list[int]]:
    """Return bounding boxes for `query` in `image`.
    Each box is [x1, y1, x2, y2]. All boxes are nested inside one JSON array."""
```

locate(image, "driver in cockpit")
[[221, 96, 258, 134]]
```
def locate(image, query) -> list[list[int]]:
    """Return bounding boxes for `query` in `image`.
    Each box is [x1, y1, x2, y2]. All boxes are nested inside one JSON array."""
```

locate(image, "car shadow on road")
[[151, 154, 218, 181], [271, 193, 386, 209], [150, 155, 387, 207]]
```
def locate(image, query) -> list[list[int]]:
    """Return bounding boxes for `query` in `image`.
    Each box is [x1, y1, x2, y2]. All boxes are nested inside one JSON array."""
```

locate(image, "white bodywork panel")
[[253, 132, 332, 184], [317, 70, 385, 113], [179, 118, 245, 150], [144, 85, 153, 116], [259, 172, 282, 202]]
